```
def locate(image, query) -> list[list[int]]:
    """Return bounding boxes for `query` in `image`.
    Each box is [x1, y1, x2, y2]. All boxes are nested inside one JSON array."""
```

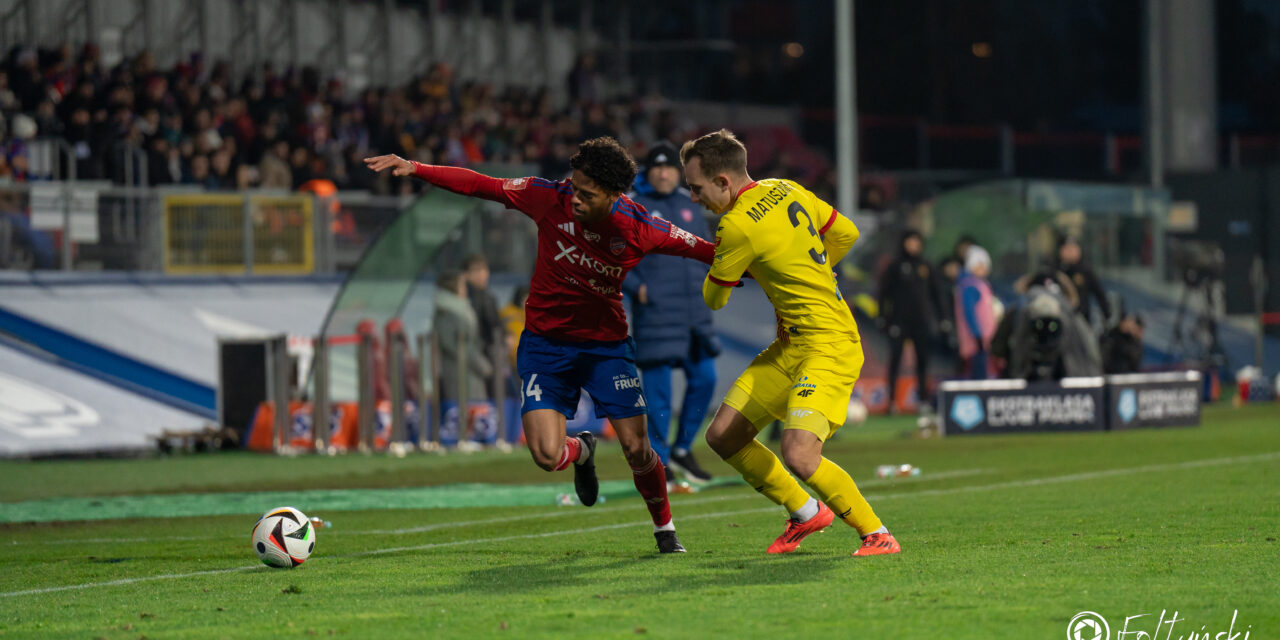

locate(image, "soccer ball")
[[846, 398, 868, 425], [251, 507, 315, 568]]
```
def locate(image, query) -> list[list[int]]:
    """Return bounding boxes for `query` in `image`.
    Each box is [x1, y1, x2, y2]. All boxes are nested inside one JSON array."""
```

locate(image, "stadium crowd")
[[1, 44, 844, 199]]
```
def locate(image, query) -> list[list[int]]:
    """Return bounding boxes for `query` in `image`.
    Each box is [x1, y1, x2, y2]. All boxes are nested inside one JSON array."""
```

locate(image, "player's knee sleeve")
[[784, 406, 835, 442], [722, 386, 777, 429]]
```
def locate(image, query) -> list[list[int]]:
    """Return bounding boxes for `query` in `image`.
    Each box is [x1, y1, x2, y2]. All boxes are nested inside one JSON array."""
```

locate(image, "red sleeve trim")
[[708, 274, 741, 287], [818, 209, 839, 235]]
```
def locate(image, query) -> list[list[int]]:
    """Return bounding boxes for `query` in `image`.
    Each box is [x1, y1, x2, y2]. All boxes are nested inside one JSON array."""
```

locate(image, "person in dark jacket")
[[623, 142, 719, 485], [434, 270, 496, 447], [1015, 237, 1110, 327], [877, 230, 942, 412], [463, 253, 505, 396], [1101, 313, 1144, 374], [1056, 237, 1111, 326]]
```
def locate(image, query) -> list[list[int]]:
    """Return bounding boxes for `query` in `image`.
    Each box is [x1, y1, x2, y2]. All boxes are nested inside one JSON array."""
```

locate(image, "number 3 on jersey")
[[788, 202, 828, 265]]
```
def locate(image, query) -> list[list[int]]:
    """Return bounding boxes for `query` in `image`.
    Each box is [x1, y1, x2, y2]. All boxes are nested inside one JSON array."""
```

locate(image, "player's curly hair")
[[569, 137, 638, 195]]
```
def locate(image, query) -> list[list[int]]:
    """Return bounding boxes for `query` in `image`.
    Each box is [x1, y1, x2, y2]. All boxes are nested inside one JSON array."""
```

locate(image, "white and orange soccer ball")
[[251, 507, 315, 568]]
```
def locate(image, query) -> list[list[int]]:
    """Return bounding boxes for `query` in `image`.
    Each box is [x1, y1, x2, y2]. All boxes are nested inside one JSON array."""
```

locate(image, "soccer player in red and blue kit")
[[365, 138, 716, 553]]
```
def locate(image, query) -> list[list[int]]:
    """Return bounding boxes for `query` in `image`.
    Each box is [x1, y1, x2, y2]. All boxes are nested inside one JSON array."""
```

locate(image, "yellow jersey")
[[705, 178, 861, 344]]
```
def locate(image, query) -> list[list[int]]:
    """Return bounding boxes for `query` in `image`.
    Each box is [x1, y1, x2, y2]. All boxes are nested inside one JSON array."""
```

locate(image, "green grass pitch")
[[1, 403, 1277, 639]]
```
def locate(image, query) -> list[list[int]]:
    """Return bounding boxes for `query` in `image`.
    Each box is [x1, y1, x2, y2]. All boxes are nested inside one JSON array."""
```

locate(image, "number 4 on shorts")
[[525, 374, 543, 403]]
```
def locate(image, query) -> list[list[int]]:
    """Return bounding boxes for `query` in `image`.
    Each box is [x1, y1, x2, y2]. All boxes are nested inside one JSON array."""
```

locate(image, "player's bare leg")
[[780, 425, 899, 557], [522, 408, 572, 471], [611, 414, 684, 553], [706, 404, 833, 553], [522, 408, 599, 506]]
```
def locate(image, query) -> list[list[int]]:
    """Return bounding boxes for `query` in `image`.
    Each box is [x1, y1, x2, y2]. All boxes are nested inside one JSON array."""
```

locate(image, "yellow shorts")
[[723, 336, 864, 441]]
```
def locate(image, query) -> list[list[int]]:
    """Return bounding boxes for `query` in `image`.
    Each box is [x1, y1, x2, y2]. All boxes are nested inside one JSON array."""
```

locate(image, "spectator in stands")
[[259, 138, 293, 189], [877, 229, 941, 413], [433, 269, 496, 448], [955, 246, 998, 379], [624, 143, 718, 487], [0, 40, 817, 203]]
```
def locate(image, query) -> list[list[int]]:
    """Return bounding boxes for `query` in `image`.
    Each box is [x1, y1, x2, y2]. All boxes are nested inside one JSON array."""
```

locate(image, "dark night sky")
[[625, 0, 1280, 134]]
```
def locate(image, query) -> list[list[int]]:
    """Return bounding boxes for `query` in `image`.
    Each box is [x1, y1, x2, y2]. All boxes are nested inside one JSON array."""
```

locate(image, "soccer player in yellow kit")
[[681, 129, 900, 557]]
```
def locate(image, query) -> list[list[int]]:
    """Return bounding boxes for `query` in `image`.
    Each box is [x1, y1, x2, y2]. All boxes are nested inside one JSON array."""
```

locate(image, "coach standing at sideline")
[[624, 143, 719, 486]]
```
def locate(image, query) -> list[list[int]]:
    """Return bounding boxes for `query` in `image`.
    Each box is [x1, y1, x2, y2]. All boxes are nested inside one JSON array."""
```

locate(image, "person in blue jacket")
[[623, 142, 719, 486]]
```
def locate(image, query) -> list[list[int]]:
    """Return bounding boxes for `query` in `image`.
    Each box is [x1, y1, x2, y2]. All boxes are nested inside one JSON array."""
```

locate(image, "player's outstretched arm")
[[363, 154, 523, 208], [654, 231, 716, 265]]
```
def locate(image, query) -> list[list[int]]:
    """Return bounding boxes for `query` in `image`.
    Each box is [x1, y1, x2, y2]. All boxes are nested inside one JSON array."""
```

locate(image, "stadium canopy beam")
[[230, 0, 260, 83], [541, 2, 555, 90], [57, 0, 95, 49], [119, 0, 152, 59], [261, 0, 300, 73], [417, 0, 436, 76], [500, 0, 514, 87], [0, 0, 38, 50], [164, 0, 207, 69], [614, 1, 630, 83], [834, 0, 857, 220], [1143, 0, 1163, 189]]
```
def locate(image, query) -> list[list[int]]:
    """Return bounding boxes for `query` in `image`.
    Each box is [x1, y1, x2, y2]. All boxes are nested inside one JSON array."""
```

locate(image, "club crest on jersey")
[[610, 237, 626, 255]]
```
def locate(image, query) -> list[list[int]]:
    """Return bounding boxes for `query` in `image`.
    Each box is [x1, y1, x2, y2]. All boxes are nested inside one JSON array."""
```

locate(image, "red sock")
[[551, 437, 581, 472], [631, 453, 671, 527]]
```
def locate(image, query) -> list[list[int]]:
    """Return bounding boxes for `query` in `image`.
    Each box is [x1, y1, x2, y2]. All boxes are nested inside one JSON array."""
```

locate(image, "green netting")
[[920, 179, 1170, 276], [317, 164, 534, 401]]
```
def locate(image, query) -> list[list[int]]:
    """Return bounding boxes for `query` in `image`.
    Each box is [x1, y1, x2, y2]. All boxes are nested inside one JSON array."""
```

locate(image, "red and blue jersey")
[[412, 164, 716, 342]]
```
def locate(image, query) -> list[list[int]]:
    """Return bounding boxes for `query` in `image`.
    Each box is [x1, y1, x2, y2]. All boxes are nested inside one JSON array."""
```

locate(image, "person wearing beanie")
[[623, 142, 720, 489]]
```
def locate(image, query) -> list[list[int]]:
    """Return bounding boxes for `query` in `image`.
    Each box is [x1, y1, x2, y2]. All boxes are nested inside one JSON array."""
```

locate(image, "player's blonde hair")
[[680, 129, 748, 178]]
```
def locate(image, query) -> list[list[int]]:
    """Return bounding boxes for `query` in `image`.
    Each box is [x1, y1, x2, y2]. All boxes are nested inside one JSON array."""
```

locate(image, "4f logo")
[[796, 389, 815, 398]]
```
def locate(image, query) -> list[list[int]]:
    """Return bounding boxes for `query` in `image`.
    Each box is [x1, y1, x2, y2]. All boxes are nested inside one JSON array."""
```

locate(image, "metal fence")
[[0, 180, 449, 274]]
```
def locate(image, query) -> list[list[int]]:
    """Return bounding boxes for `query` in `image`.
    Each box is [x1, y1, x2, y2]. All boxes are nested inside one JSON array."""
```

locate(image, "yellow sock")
[[805, 457, 883, 536], [724, 440, 811, 513]]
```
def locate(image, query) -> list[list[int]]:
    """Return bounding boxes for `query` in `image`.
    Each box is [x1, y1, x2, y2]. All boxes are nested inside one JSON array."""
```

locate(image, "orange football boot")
[[851, 532, 901, 557], [766, 502, 835, 554]]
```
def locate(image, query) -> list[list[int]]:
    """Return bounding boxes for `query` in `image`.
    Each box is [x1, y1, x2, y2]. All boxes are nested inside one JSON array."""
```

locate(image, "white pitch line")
[[1, 452, 1274, 598], [7, 469, 992, 547], [865, 452, 1280, 501], [0, 507, 779, 599], [0, 566, 265, 598]]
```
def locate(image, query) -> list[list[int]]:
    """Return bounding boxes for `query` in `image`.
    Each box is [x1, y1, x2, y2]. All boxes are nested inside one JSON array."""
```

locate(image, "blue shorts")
[[516, 330, 648, 420]]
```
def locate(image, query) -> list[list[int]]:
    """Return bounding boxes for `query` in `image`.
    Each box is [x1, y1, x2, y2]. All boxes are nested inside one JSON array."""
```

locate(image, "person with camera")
[[1101, 313, 1145, 374], [1016, 237, 1109, 327]]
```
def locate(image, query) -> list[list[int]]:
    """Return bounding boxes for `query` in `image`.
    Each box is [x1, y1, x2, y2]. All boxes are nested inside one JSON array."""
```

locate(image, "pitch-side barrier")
[[937, 371, 1202, 435]]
